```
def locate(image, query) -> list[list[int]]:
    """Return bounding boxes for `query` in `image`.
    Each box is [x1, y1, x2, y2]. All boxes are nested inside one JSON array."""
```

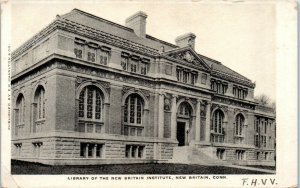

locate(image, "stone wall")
[[12, 138, 56, 159], [158, 143, 176, 160], [12, 137, 157, 163]]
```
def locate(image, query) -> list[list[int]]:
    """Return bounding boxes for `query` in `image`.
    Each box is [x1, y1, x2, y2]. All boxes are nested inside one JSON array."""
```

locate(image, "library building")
[[11, 9, 276, 166]]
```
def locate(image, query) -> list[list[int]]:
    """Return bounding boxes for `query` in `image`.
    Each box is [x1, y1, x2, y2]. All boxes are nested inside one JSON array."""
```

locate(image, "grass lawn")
[[11, 160, 270, 174]]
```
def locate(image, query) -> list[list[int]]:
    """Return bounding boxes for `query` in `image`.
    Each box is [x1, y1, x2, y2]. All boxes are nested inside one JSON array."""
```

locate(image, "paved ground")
[[11, 160, 272, 175], [223, 164, 275, 174]]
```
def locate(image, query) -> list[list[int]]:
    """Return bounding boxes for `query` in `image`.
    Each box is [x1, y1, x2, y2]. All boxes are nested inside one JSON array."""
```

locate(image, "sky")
[[10, 1, 276, 101]]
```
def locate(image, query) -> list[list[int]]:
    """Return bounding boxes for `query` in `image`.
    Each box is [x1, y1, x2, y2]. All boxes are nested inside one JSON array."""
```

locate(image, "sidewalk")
[[222, 164, 275, 174]]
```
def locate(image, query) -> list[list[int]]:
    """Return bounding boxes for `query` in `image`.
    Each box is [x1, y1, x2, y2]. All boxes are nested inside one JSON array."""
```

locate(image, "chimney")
[[175, 33, 196, 49], [125, 11, 147, 38]]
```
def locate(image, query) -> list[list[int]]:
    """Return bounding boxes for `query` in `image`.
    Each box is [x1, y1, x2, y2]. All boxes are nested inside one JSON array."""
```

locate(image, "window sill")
[[35, 119, 45, 123], [124, 124, 144, 127], [234, 135, 245, 138], [79, 119, 104, 124], [211, 132, 224, 135]]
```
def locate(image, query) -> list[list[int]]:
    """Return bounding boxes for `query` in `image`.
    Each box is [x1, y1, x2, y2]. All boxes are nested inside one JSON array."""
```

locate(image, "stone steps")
[[170, 146, 229, 165]]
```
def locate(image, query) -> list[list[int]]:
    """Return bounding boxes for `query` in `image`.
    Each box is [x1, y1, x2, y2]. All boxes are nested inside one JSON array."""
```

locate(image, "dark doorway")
[[177, 122, 186, 146]]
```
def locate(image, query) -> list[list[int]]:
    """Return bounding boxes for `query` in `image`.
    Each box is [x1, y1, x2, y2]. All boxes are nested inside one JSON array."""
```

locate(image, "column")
[[170, 94, 177, 140], [93, 144, 97, 158], [85, 144, 89, 158], [205, 101, 211, 142], [158, 93, 164, 138], [195, 99, 201, 142], [104, 103, 110, 134]]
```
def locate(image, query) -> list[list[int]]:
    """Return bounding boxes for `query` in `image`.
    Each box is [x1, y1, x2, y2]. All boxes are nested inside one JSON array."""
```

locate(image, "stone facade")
[[11, 9, 276, 166]]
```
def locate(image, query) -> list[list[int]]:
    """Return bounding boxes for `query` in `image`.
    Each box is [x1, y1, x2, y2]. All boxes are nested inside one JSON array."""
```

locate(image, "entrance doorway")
[[177, 122, 186, 146]]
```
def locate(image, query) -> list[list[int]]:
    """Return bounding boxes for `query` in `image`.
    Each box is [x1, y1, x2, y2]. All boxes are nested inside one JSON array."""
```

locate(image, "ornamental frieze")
[[212, 96, 255, 110], [57, 62, 156, 88], [75, 76, 110, 94], [122, 86, 150, 100], [211, 103, 228, 112], [233, 108, 249, 118]]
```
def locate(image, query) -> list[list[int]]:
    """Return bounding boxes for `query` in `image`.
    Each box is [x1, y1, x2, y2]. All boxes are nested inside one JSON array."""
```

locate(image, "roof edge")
[[71, 8, 134, 33]]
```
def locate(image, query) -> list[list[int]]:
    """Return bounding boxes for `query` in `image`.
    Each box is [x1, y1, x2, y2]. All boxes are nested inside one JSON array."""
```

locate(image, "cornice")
[[12, 17, 255, 89], [12, 20, 58, 60], [12, 17, 160, 61], [212, 70, 255, 88]]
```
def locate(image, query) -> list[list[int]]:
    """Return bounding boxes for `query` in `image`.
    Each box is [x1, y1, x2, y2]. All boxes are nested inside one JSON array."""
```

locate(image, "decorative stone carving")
[[200, 105, 206, 117], [122, 86, 134, 95], [211, 103, 228, 113], [212, 96, 255, 110], [184, 51, 194, 63], [169, 50, 200, 66], [164, 98, 171, 111]]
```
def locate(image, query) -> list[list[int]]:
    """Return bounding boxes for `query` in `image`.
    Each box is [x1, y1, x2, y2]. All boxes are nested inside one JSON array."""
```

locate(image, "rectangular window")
[[176, 67, 182, 82], [216, 149, 225, 160], [125, 145, 131, 158], [255, 135, 259, 147], [236, 150, 245, 160], [256, 152, 260, 160], [32, 142, 43, 158], [87, 47, 96, 62], [131, 145, 137, 158], [74, 42, 84, 59], [138, 146, 144, 158], [233, 87, 236, 96], [87, 123, 93, 133], [100, 50, 109, 65], [137, 128, 143, 136], [130, 62, 137, 73], [264, 152, 268, 160], [265, 122, 267, 134], [201, 73, 207, 84], [95, 124, 102, 133], [80, 143, 85, 157], [88, 144, 93, 157], [182, 71, 187, 83], [130, 127, 136, 136], [14, 143, 22, 157], [121, 56, 128, 70], [124, 126, 129, 136], [78, 122, 103, 134], [191, 73, 198, 85], [80, 143, 104, 158], [140, 63, 147, 75], [125, 145, 144, 158], [79, 122, 85, 132], [96, 144, 103, 157]]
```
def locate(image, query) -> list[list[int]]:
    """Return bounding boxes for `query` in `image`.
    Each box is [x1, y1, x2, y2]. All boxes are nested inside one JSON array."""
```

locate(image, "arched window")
[[235, 114, 245, 136], [15, 94, 25, 136], [211, 109, 224, 143], [212, 110, 224, 134], [35, 87, 45, 120], [123, 94, 144, 136], [34, 86, 45, 133], [78, 85, 104, 133]]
